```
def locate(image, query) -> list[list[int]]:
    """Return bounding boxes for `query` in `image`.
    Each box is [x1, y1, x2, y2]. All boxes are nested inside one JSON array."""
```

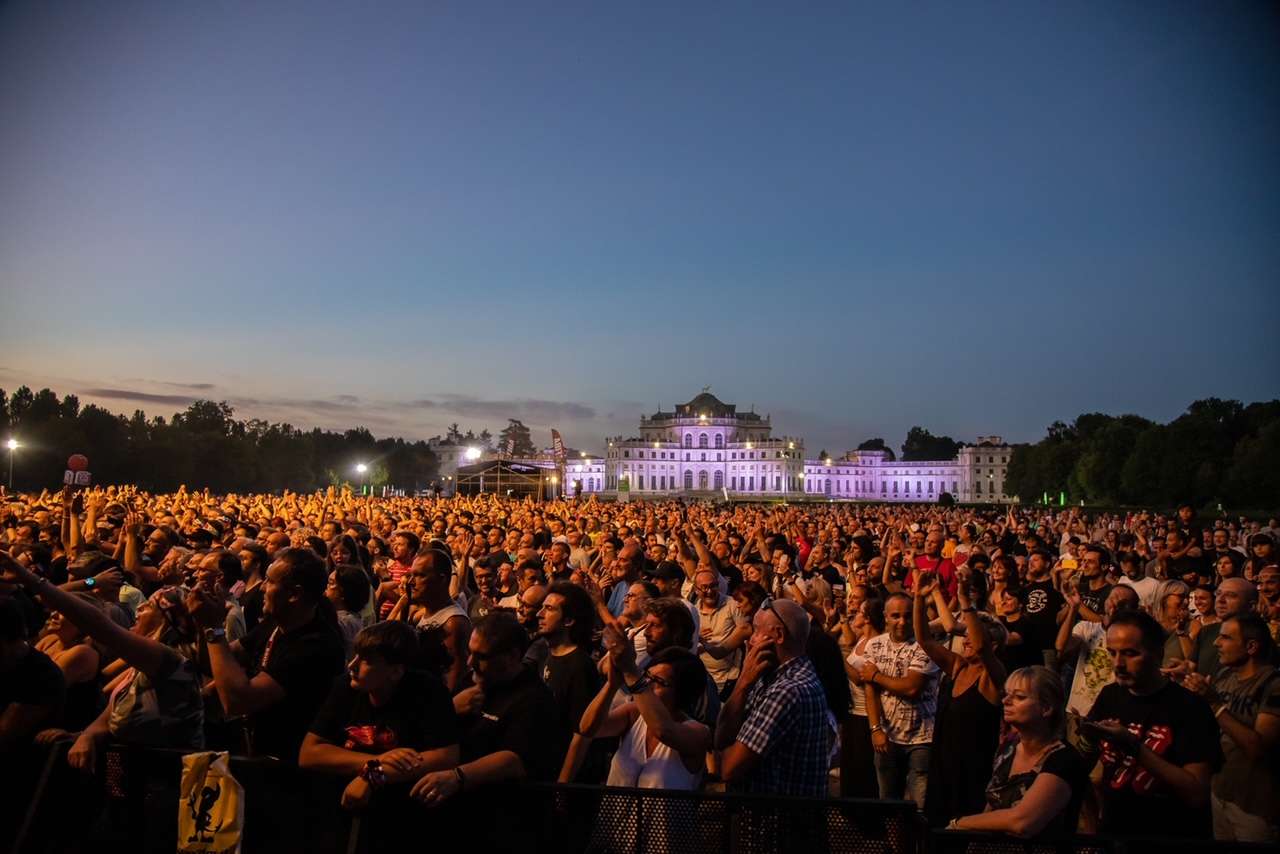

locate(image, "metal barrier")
[[929, 829, 1277, 854], [10, 743, 1275, 854]]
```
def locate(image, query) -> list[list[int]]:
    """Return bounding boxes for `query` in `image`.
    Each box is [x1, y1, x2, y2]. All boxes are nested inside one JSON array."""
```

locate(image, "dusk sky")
[[2, 1, 1277, 457]]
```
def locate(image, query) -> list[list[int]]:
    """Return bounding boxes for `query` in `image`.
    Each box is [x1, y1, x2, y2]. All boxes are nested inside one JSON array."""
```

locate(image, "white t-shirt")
[[1118, 575, 1161, 613], [1066, 621, 1113, 715], [860, 633, 940, 746]]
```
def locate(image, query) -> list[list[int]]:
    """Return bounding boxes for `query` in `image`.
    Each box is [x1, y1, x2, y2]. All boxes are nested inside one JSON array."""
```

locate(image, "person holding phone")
[[1082, 611, 1222, 840]]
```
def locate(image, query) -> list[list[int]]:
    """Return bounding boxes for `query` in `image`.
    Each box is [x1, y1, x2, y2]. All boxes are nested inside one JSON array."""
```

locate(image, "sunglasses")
[[761, 600, 790, 641]]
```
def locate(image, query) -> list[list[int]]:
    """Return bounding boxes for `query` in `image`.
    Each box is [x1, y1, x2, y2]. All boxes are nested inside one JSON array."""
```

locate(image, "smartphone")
[[1061, 558, 1078, 570]]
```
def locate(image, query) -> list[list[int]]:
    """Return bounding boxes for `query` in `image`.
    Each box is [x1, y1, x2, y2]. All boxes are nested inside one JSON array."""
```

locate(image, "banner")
[[550, 429, 567, 488]]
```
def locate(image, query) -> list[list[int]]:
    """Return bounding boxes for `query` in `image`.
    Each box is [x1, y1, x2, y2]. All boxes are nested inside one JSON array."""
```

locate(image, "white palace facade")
[[559, 392, 1014, 503]]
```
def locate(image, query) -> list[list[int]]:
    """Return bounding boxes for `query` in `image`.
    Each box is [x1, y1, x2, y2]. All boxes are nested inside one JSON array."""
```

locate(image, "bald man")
[[1194, 578, 1258, 679]]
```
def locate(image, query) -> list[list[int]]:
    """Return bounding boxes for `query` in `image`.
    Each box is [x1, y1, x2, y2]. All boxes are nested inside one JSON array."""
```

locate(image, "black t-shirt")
[[1078, 581, 1112, 618], [541, 646, 601, 736], [461, 667, 566, 781], [309, 670, 458, 754], [805, 564, 843, 589], [1019, 581, 1065, 651], [0, 648, 65, 723], [240, 613, 345, 761], [240, 584, 265, 633], [998, 615, 1046, 672], [1087, 681, 1223, 839]]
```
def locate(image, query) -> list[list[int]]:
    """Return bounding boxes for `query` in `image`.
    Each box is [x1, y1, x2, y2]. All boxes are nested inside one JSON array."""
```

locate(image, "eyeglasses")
[[647, 671, 672, 690]]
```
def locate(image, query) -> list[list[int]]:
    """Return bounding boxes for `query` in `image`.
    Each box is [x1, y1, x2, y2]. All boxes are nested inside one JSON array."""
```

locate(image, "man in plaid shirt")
[[716, 598, 832, 796]]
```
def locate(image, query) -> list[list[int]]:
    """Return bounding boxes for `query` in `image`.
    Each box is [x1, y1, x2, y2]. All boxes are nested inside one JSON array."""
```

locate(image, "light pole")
[[6, 439, 18, 490], [356, 463, 368, 496]]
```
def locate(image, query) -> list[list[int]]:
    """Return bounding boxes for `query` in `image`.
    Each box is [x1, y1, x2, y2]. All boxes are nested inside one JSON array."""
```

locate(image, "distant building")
[[599, 392, 1013, 503]]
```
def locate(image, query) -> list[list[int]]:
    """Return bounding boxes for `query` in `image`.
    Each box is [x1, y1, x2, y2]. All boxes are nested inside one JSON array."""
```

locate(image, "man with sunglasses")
[[715, 597, 831, 796]]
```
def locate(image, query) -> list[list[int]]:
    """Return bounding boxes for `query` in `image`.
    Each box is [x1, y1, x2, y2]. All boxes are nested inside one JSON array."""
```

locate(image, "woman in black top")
[[950, 665, 1086, 838]]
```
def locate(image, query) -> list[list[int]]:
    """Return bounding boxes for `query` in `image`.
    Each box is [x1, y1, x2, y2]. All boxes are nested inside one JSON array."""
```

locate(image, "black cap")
[[646, 560, 684, 581]]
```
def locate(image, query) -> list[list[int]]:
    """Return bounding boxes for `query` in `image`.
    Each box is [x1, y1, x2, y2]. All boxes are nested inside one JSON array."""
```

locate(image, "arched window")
[[698, 471, 709, 490], [699, 433, 709, 449], [684, 434, 692, 448], [683, 470, 693, 490], [714, 434, 724, 449], [824, 479, 832, 495], [714, 471, 723, 490]]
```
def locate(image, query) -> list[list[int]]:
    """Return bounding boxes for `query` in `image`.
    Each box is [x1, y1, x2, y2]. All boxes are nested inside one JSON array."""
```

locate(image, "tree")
[[818, 449, 830, 461], [498, 419, 536, 457], [901, 427, 961, 462], [856, 437, 896, 461]]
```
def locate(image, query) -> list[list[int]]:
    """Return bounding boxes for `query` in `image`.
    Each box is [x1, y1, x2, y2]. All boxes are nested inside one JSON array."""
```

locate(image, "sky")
[[2, 1, 1277, 457]]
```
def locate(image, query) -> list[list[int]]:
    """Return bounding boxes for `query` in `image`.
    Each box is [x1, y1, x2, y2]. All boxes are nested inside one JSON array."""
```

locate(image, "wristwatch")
[[203, 627, 227, 644], [360, 759, 387, 789], [84, 577, 97, 589]]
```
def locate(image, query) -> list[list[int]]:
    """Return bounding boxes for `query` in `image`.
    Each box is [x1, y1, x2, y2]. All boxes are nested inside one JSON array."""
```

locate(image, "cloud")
[[119, 378, 218, 391], [406, 395, 597, 423], [81, 388, 201, 406]]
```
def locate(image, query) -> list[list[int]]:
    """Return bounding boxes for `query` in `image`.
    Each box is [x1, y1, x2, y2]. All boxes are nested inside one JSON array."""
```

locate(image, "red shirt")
[[908, 554, 958, 601], [379, 559, 412, 617]]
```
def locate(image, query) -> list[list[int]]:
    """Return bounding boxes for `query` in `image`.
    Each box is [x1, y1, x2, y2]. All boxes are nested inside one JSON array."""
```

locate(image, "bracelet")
[[869, 724, 884, 734], [1213, 703, 1228, 720]]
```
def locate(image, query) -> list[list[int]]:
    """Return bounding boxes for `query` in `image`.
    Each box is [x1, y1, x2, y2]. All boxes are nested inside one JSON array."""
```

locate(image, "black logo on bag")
[[186, 783, 223, 843]]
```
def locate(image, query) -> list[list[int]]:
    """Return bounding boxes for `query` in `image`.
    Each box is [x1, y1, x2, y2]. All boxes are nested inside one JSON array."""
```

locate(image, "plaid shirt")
[[734, 655, 832, 796]]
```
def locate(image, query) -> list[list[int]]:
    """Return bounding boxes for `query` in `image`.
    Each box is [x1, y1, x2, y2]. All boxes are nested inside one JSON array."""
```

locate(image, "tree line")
[[0, 387, 446, 494], [1003, 398, 1280, 510]]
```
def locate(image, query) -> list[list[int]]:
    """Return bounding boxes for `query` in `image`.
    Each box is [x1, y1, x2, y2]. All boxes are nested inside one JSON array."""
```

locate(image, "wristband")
[[360, 759, 387, 789], [621, 675, 651, 696], [1213, 703, 1228, 720]]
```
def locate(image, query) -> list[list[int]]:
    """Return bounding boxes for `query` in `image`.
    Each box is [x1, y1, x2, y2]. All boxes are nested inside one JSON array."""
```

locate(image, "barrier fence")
[[4, 742, 1274, 854]]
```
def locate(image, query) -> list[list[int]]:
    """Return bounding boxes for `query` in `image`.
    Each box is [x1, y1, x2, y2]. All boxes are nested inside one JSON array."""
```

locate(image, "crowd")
[[1, 483, 1278, 847]]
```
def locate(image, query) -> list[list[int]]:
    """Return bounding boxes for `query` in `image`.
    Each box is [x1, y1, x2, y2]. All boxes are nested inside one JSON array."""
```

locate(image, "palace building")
[[558, 391, 1013, 503]]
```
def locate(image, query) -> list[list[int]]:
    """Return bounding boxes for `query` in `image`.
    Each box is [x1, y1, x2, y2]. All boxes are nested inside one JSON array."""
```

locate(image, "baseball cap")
[[645, 561, 684, 581]]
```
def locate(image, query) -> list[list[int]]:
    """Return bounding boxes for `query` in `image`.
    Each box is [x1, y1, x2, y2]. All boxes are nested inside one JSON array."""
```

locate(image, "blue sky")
[[2, 1, 1277, 456]]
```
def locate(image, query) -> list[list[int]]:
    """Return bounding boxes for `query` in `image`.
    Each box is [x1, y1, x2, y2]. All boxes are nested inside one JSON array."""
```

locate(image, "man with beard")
[[1083, 611, 1221, 840]]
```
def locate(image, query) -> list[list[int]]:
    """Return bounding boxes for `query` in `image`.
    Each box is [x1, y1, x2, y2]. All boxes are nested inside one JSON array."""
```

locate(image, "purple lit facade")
[[600, 392, 1012, 503]]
